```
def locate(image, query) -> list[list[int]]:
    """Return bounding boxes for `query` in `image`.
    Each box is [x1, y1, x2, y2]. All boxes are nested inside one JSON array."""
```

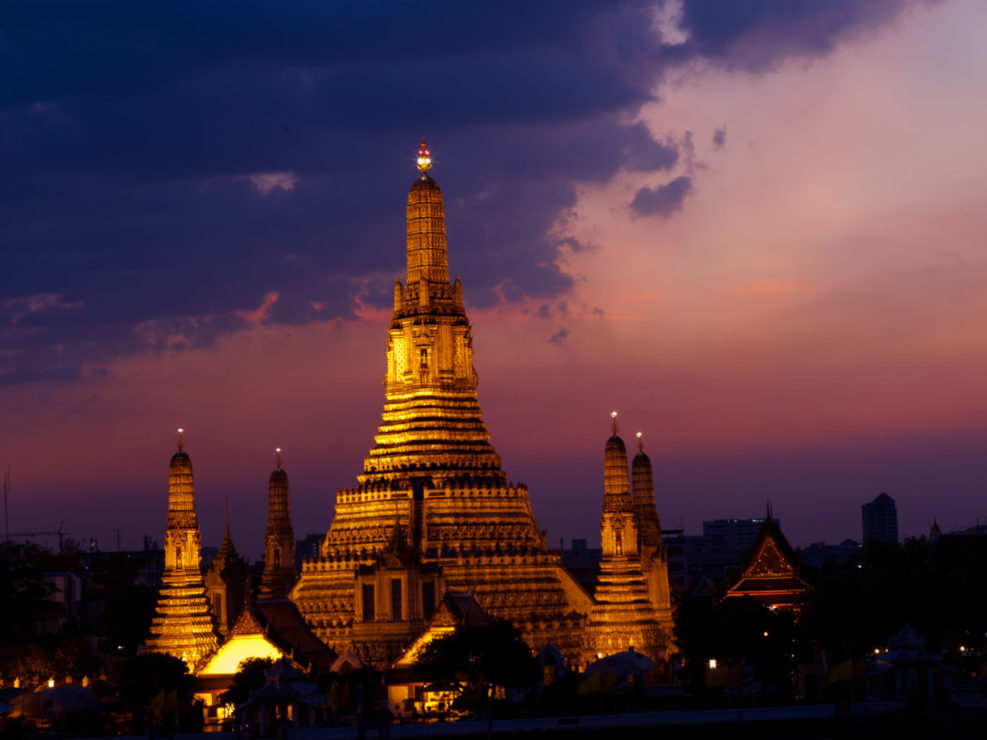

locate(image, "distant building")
[[703, 517, 775, 560], [800, 539, 861, 569], [862, 492, 898, 544]]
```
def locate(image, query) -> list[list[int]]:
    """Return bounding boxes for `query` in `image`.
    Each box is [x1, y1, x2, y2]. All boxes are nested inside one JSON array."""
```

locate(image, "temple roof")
[[722, 515, 811, 607]]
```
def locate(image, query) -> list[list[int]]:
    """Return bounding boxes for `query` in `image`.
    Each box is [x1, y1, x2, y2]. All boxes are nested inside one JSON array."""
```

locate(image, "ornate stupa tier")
[[360, 390, 503, 484]]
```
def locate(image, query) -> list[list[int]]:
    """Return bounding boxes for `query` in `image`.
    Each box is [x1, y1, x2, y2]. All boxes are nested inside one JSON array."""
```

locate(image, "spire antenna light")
[[417, 138, 432, 173]]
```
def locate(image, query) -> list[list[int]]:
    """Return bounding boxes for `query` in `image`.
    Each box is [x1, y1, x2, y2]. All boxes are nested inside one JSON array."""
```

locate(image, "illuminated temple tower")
[[631, 432, 674, 633], [259, 449, 297, 600], [293, 142, 593, 663], [586, 416, 672, 661], [145, 431, 219, 668]]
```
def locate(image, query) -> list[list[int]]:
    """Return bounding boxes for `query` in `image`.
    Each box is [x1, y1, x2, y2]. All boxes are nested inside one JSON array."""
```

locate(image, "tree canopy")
[[414, 620, 539, 709]]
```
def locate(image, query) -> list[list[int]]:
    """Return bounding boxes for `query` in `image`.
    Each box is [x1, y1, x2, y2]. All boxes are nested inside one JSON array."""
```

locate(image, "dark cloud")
[[0, 0, 921, 383], [667, 0, 917, 72], [548, 328, 570, 345], [629, 176, 693, 218], [713, 126, 727, 150]]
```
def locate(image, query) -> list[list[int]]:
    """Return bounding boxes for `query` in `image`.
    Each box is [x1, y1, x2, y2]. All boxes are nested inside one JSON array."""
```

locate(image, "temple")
[[586, 417, 673, 658], [144, 431, 219, 668], [144, 142, 676, 676], [721, 509, 811, 611], [292, 141, 595, 665]]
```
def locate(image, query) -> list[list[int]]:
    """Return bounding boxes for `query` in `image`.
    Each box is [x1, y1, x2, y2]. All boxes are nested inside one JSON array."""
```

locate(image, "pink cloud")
[[3, 293, 84, 323], [240, 171, 299, 195], [235, 291, 280, 326]]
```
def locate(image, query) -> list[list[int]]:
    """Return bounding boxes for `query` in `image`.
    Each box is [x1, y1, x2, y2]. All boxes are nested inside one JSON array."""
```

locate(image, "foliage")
[[414, 620, 538, 710], [85, 553, 158, 655], [115, 652, 193, 715], [222, 657, 275, 704], [0, 541, 97, 687], [797, 536, 987, 661], [675, 595, 795, 701]]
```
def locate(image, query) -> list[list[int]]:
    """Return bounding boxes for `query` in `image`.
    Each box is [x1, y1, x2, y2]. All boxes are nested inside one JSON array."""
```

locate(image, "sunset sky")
[[3, 0, 986, 557]]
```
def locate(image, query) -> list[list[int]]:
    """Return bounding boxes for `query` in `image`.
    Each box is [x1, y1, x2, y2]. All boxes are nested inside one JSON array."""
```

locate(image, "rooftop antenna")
[[3, 467, 9, 542]]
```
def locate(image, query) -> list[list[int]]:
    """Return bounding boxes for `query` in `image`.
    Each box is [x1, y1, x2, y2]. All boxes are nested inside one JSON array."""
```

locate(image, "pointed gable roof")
[[722, 516, 811, 608]]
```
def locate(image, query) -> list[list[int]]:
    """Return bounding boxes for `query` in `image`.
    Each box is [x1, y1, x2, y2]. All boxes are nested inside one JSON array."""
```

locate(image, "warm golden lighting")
[[48, 678, 55, 688], [708, 658, 717, 670], [199, 634, 285, 675]]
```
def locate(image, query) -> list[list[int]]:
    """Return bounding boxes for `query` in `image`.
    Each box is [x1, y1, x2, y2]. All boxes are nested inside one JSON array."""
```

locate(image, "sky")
[[2, 0, 986, 557]]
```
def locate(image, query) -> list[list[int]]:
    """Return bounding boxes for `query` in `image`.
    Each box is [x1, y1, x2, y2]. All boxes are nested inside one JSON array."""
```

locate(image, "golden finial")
[[610, 410, 618, 436], [636, 431, 643, 452], [417, 138, 432, 173], [177, 428, 184, 451], [275, 447, 282, 470]]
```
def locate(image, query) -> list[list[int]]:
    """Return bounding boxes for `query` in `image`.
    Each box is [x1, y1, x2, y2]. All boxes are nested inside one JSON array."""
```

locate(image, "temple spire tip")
[[275, 447, 282, 470], [610, 410, 618, 436], [417, 138, 432, 173], [176, 428, 184, 451]]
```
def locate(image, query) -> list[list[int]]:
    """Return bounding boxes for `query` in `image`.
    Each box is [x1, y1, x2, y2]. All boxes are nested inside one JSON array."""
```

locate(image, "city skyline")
[[3, 1, 986, 556]]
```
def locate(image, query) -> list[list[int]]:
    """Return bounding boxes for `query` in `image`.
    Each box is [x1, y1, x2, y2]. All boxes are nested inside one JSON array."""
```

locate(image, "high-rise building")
[[862, 492, 898, 544]]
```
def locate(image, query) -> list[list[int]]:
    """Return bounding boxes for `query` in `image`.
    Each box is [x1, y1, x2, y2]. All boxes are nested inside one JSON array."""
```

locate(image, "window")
[[422, 581, 435, 620], [615, 529, 623, 556], [176, 547, 183, 569], [419, 348, 429, 369], [362, 583, 375, 621], [391, 578, 403, 621], [273, 547, 281, 570]]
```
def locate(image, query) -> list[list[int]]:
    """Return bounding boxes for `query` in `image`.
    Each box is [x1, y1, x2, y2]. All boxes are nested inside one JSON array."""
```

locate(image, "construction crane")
[[7, 522, 68, 553]]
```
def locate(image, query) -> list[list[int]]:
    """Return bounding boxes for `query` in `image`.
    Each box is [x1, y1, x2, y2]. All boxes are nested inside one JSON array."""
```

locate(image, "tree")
[[115, 652, 193, 731], [222, 657, 274, 705], [414, 620, 538, 711]]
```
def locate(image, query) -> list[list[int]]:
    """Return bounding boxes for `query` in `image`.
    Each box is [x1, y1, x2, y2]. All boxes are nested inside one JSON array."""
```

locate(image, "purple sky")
[[2, 0, 986, 557]]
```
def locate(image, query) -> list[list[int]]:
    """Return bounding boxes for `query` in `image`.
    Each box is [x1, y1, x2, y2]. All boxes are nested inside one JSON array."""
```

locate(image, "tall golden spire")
[[632, 432, 662, 554], [405, 139, 449, 287], [603, 412, 631, 509], [260, 447, 296, 600], [359, 141, 500, 484], [145, 431, 218, 669]]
